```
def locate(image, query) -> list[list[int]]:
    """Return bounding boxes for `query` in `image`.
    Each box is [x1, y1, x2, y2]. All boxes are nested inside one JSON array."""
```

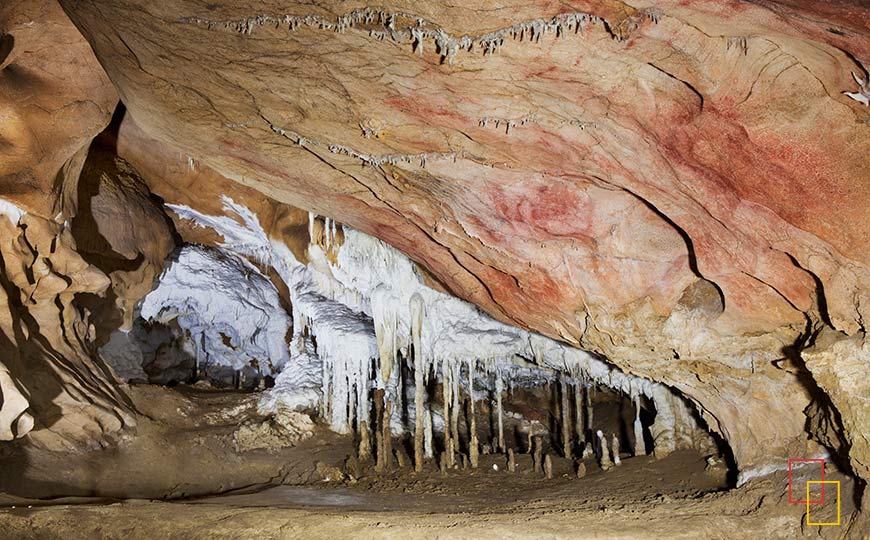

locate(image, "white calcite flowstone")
[[258, 339, 322, 414], [171, 198, 716, 461], [140, 244, 291, 376]]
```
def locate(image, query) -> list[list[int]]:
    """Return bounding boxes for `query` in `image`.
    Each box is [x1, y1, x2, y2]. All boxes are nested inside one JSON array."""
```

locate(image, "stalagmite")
[[533, 435, 543, 473], [612, 433, 622, 466], [597, 430, 612, 470], [507, 448, 516, 472], [633, 395, 645, 457], [576, 461, 587, 478], [383, 400, 393, 471], [347, 388, 356, 433], [586, 386, 594, 435], [495, 369, 505, 453], [450, 362, 460, 463], [396, 447, 407, 468], [582, 442, 594, 460], [374, 388, 385, 470], [544, 454, 553, 479], [467, 359, 479, 469], [442, 359, 455, 468], [574, 381, 585, 444], [356, 358, 371, 460], [560, 374, 572, 459], [411, 293, 425, 472], [358, 402, 371, 460], [359, 421, 371, 460], [424, 408, 434, 459]]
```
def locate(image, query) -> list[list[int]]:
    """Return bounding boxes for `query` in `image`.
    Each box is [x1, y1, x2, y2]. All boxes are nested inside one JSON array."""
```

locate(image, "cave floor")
[[0, 384, 860, 539]]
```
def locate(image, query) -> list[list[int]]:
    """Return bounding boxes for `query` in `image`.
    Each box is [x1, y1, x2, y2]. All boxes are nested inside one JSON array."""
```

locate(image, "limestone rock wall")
[[0, 0, 175, 450], [56, 0, 869, 485]]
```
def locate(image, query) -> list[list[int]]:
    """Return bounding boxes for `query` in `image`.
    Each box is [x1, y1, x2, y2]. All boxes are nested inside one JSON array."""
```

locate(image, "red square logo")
[[788, 458, 825, 505]]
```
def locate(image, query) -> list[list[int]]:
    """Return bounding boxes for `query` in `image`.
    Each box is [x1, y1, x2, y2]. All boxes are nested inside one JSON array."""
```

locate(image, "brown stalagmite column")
[[383, 399, 393, 471], [359, 420, 371, 460], [467, 359, 479, 469], [411, 293, 425, 472], [442, 359, 454, 467], [597, 430, 613, 471], [612, 433, 622, 466], [574, 381, 585, 444], [560, 374, 572, 460], [495, 369, 505, 453], [358, 365, 372, 461], [586, 385, 594, 434], [450, 363, 460, 463], [348, 386, 357, 434], [374, 388, 385, 471]]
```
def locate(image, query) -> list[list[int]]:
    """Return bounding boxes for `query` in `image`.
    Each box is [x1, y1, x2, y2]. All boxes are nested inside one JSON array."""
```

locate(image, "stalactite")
[[467, 358, 479, 468], [410, 293, 425, 472], [560, 373, 572, 459]]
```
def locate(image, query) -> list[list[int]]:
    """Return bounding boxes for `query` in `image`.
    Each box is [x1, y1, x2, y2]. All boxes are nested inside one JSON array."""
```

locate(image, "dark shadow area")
[[0, 34, 13, 68]]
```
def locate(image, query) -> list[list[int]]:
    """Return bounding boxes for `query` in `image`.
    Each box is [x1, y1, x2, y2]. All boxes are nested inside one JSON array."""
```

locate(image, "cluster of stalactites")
[[179, 9, 613, 64], [296, 215, 717, 468]]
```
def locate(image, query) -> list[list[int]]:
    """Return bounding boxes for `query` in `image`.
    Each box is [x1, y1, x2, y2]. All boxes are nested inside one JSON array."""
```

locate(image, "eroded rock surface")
[[0, 0, 117, 217]]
